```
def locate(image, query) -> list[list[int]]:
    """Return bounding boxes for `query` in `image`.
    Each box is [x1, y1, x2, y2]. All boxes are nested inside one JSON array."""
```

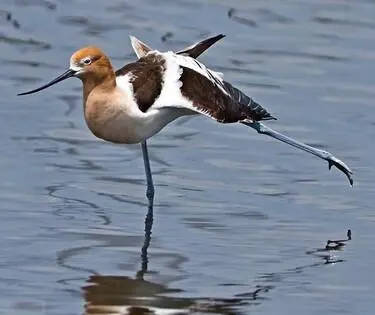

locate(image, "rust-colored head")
[[18, 46, 115, 96], [70, 46, 113, 81]]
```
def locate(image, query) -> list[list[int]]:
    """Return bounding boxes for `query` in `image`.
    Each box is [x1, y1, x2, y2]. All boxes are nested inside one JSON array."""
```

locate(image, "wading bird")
[[18, 34, 353, 208]]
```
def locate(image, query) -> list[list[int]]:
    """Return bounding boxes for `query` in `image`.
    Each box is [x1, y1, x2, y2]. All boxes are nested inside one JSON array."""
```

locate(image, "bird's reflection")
[[82, 203, 270, 315], [81, 207, 352, 315]]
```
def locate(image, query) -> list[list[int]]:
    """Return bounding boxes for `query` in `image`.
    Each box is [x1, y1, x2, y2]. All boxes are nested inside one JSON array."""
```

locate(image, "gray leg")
[[136, 140, 154, 280], [243, 121, 353, 186], [141, 141, 155, 206]]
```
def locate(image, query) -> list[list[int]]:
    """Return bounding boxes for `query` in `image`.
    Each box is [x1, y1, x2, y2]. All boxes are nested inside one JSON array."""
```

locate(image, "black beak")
[[17, 69, 77, 96]]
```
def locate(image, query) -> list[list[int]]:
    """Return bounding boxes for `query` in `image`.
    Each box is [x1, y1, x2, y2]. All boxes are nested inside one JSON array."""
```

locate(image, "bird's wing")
[[152, 52, 275, 122], [175, 34, 225, 58], [129, 34, 225, 59], [125, 35, 274, 122], [129, 36, 152, 58], [116, 53, 166, 113]]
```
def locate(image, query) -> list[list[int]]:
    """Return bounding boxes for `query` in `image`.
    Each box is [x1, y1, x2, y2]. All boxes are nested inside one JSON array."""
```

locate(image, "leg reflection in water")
[[136, 198, 154, 280]]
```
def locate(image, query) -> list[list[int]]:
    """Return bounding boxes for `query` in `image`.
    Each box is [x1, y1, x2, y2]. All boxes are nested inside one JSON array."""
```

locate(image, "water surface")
[[0, 0, 374, 314]]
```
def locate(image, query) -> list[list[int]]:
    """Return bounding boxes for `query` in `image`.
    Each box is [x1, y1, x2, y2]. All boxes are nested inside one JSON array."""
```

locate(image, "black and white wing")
[[153, 52, 275, 123], [124, 34, 230, 114]]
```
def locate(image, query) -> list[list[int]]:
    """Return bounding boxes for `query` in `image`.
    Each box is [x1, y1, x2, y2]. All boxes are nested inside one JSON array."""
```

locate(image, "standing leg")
[[136, 140, 154, 280], [141, 140, 155, 208]]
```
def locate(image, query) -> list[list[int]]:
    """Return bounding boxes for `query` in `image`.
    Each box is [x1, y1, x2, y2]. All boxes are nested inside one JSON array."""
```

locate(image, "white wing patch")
[[151, 51, 228, 117], [151, 51, 194, 111], [170, 52, 227, 94], [116, 73, 135, 99], [115, 73, 143, 116]]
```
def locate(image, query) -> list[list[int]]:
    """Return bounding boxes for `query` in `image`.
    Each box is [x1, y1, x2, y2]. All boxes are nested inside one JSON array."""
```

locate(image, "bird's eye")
[[82, 57, 91, 65]]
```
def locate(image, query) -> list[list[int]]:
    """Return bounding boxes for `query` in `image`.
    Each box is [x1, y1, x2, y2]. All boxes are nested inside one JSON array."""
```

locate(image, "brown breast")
[[84, 85, 140, 144]]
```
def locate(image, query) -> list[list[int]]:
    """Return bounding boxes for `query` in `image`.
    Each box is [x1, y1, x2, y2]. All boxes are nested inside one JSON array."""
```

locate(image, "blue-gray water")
[[1, 0, 374, 314]]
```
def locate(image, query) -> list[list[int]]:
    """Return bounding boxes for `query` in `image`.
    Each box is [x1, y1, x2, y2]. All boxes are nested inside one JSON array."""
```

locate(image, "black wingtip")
[[177, 34, 226, 59]]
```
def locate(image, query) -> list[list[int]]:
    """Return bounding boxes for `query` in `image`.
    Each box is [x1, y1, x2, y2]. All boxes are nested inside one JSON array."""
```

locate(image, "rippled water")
[[1, 0, 375, 314]]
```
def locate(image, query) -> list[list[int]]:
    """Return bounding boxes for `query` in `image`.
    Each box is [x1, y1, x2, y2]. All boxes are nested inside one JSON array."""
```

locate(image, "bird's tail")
[[242, 121, 353, 185]]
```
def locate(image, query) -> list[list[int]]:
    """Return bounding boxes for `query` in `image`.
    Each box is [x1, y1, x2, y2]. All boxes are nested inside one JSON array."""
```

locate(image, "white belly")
[[86, 106, 193, 144]]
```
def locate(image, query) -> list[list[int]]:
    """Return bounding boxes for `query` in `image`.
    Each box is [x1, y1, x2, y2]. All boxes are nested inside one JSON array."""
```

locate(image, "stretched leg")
[[141, 141, 155, 207], [243, 121, 353, 185]]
